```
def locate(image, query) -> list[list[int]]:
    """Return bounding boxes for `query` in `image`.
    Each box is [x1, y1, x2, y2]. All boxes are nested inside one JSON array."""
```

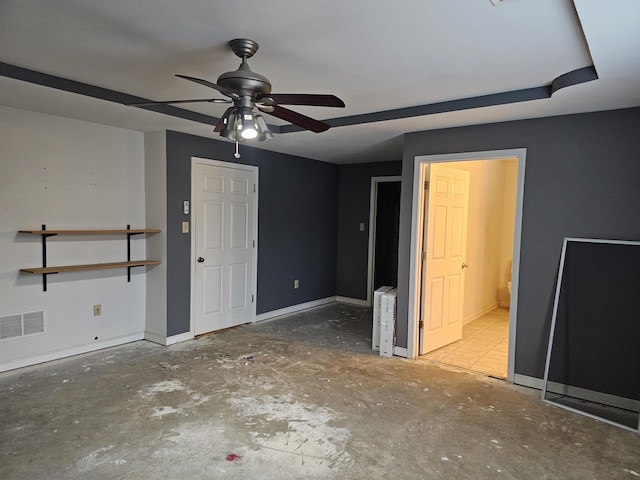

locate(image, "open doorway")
[[407, 149, 526, 382], [366, 176, 401, 305], [420, 159, 517, 378]]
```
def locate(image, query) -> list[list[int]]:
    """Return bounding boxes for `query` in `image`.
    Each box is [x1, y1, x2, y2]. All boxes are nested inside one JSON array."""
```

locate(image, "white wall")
[[0, 106, 148, 371], [143, 131, 168, 342]]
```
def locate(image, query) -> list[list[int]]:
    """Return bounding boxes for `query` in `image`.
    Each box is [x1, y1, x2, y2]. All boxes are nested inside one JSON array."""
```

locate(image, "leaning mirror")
[[542, 238, 640, 432]]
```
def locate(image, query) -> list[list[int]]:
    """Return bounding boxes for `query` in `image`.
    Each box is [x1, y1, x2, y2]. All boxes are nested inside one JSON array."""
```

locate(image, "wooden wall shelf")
[[21, 260, 161, 275], [19, 229, 161, 235], [19, 225, 161, 291]]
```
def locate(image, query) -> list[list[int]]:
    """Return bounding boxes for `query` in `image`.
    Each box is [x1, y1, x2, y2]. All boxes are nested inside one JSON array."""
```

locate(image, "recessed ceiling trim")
[[0, 62, 222, 127], [280, 66, 598, 133], [550, 65, 598, 95], [0, 62, 597, 136]]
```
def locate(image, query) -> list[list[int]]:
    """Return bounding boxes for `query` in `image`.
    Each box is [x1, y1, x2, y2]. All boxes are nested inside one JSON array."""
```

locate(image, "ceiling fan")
[[129, 38, 345, 144]]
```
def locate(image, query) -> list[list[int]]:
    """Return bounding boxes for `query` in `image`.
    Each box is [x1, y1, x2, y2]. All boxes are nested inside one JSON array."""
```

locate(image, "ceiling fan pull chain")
[[234, 139, 241, 159]]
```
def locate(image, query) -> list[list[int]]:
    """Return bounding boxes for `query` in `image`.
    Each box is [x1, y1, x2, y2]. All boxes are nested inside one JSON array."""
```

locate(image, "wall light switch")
[[182, 221, 189, 233], [294, 279, 299, 289], [359, 222, 365, 232], [183, 201, 190, 215]]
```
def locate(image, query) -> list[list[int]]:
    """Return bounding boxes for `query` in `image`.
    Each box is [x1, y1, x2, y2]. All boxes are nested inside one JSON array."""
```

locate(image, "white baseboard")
[[513, 373, 543, 390], [393, 346, 408, 358], [255, 297, 336, 323], [144, 331, 167, 345], [0, 332, 145, 373], [336, 296, 370, 307], [514, 374, 640, 411], [166, 332, 192, 345], [145, 331, 192, 346], [464, 302, 499, 325]]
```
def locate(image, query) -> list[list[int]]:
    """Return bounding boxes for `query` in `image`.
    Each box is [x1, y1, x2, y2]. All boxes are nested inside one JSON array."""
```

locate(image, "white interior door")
[[419, 164, 470, 354], [193, 161, 257, 336]]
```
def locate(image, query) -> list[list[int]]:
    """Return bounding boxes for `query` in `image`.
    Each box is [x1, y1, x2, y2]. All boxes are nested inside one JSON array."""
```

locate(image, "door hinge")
[[421, 251, 426, 261], [251, 294, 254, 303], [252, 239, 255, 248], [424, 180, 429, 190], [419, 320, 424, 329], [253, 184, 256, 193]]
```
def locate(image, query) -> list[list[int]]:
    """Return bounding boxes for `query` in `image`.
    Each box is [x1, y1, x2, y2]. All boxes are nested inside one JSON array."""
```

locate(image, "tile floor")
[[421, 307, 510, 378]]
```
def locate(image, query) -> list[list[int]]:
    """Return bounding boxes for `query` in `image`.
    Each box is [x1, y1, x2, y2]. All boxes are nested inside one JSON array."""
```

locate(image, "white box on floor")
[[379, 288, 397, 358], [372, 286, 393, 351]]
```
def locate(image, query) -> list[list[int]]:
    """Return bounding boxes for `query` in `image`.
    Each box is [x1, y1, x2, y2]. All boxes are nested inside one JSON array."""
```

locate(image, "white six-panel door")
[[193, 161, 257, 336], [420, 164, 470, 354]]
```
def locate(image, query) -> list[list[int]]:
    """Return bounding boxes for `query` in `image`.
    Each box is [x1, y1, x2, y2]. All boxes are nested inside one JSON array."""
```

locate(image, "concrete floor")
[[1, 303, 639, 479]]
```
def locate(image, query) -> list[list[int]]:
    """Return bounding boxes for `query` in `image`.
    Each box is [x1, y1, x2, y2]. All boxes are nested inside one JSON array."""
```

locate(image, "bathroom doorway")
[[408, 149, 526, 381], [420, 158, 517, 377]]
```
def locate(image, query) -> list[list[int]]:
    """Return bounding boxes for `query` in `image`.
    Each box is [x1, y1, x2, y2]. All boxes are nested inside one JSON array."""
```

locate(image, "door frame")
[[407, 149, 526, 382], [189, 156, 259, 337], [366, 176, 402, 306]]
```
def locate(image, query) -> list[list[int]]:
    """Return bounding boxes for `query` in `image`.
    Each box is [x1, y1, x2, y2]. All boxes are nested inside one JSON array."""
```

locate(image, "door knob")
[[197, 257, 205, 263], [462, 262, 470, 269]]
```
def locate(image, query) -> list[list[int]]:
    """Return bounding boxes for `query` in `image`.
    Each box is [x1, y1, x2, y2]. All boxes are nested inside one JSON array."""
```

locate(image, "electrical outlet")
[[93, 304, 101, 316], [294, 279, 299, 289]]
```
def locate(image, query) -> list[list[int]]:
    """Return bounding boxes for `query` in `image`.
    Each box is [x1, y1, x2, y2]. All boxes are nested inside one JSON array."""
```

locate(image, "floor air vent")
[[0, 311, 45, 340]]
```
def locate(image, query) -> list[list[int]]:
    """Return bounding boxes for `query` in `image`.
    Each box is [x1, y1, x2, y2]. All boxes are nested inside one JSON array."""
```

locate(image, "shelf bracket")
[[127, 224, 131, 282], [126, 224, 147, 282], [40, 224, 58, 292]]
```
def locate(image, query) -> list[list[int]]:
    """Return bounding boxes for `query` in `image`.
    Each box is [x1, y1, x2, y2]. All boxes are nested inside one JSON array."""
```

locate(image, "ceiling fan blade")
[[214, 107, 233, 132], [257, 93, 345, 108], [175, 74, 239, 99], [264, 105, 331, 133], [126, 98, 231, 107]]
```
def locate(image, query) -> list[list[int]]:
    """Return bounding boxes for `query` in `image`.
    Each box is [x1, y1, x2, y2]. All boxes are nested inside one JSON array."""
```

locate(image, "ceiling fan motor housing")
[[217, 39, 272, 97], [217, 62, 272, 97]]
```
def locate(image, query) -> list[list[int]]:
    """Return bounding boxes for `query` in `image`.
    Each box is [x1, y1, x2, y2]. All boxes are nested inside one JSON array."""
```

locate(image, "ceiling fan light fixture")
[[220, 106, 272, 143], [239, 108, 258, 140], [255, 114, 273, 142], [220, 109, 238, 141]]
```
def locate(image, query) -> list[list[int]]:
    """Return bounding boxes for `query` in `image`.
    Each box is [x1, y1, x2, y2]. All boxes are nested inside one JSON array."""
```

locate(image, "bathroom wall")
[[448, 160, 512, 323], [499, 160, 518, 307]]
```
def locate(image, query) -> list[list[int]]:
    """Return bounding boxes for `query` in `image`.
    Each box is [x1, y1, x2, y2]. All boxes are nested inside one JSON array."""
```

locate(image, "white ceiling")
[[1, 0, 639, 164]]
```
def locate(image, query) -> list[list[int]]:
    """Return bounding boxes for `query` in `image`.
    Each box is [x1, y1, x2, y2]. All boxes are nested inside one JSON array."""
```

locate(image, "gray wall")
[[336, 161, 402, 299], [397, 107, 640, 379], [165, 131, 338, 335]]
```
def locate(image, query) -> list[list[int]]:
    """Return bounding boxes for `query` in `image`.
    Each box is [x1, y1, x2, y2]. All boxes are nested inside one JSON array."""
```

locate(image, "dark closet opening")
[[373, 181, 401, 290]]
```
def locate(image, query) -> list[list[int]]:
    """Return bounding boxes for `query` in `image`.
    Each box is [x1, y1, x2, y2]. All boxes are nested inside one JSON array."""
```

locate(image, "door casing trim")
[[189, 157, 259, 338], [366, 176, 402, 306], [407, 149, 526, 383]]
